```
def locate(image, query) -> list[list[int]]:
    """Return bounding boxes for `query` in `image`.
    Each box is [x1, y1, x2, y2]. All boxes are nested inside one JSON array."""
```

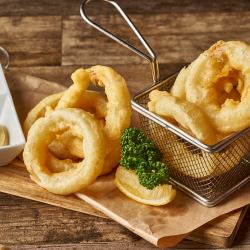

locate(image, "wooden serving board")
[[188, 206, 248, 247], [2, 71, 248, 247], [0, 160, 248, 248]]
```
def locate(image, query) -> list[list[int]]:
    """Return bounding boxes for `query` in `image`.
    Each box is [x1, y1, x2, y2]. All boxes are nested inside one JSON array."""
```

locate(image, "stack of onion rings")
[[23, 66, 131, 194], [183, 40, 250, 134], [149, 40, 250, 144]]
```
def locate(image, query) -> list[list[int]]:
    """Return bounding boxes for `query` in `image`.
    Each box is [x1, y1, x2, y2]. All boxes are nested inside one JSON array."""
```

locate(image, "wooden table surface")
[[0, 0, 250, 249]]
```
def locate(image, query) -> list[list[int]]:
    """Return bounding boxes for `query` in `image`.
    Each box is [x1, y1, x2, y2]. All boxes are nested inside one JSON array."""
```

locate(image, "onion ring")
[[48, 133, 120, 176], [23, 90, 107, 137], [184, 40, 250, 133], [101, 139, 121, 175], [148, 90, 217, 144], [170, 66, 190, 99], [56, 68, 108, 118], [48, 130, 84, 160], [56, 69, 90, 109], [48, 119, 103, 159], [23, 92, 63, 136], [46, 153, 78, 173], [87, 65, 132, 140], [23, 109, 106, 195], [76, 90, 107, 119]]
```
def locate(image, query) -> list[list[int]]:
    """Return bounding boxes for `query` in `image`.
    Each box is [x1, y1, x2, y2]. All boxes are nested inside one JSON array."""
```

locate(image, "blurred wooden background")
[[0, 0, 249, 249]]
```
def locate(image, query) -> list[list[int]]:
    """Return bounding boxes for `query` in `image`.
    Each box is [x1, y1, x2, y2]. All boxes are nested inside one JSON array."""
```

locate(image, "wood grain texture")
[[62, 12, 250, 66], [0, 162, 106, 219], [0, 188, 249, 250], [0, 161, 248, 249], [0, 16, 61, 66], [188, 207, 249, 247], [7, 64, 184, 93], [0, 193, 139, 247], [1, 0, 250, 16]]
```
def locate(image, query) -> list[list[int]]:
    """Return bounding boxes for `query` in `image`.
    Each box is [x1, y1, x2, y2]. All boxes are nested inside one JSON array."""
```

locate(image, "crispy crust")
[[23, 109, 106, 195]]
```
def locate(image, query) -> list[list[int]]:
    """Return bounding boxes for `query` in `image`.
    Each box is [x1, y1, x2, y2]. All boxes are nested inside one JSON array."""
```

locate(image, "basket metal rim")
[[132, 73, 250, 153], [169, 175, 250, 207]]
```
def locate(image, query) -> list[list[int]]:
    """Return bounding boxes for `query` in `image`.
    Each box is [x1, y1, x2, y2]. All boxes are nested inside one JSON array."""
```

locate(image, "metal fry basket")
[[80, 0, 250, 206]]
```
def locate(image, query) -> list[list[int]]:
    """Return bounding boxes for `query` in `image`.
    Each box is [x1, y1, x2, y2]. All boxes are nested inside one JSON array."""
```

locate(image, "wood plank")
[[0, 162, 106, 219], [188, 207, 249, 247], [3, 241, 221, 250], [1, 0, 250, 16], [62, 13, 250, 66], [7, 64, 185, 93], [234, 207, 250, 246], [0, 164, 249, 249], [0, 16, 62, 67], [0, 166, 141, 248], [0, 194, 140, 247], [0, 161, 247, 247]]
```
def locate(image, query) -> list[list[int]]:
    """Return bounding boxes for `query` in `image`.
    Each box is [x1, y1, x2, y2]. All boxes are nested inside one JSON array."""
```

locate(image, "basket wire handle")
[[80, 0, 160, 84]]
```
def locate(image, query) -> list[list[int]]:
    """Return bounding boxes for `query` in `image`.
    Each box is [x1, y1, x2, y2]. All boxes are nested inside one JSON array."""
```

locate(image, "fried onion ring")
[[77, 90, 107, 119], [184, 40, 250, 133], [101, 139, 121, 175], [56, 69, 90, 109], [23, 92, 63, 136], [48, 133, 120, 176], [148, 90, 217, 144], [170, 66, 190, 99], [48, 130, 84, 160], [87, 65, 132, 140], [23, 90, 107, 137], [56, 68, 108, 118], [46, 153, 78, 173], [23, 109, 106, 195], [48, 120, 101, 160]]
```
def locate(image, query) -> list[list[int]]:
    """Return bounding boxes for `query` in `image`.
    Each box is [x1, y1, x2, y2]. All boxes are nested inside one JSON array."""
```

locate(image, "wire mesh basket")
[[81, 0, 250, 206], [132, 74, 250, 206]]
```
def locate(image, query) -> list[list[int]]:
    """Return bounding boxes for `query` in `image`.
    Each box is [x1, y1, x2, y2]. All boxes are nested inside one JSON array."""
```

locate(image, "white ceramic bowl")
[[0, 64, 25, 166]]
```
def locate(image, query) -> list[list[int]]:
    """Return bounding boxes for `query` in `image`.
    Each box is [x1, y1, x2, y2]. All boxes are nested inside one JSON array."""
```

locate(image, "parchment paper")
[[76, 175, 250, 248], [5, 71, 250, 248], [6, 71, 66, 124]]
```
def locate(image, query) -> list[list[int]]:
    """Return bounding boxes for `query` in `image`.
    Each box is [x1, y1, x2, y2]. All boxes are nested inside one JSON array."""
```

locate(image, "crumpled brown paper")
[[5, 70, 250, 248], [6, 71, 66, 124], [76, 176, 250, 248]]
